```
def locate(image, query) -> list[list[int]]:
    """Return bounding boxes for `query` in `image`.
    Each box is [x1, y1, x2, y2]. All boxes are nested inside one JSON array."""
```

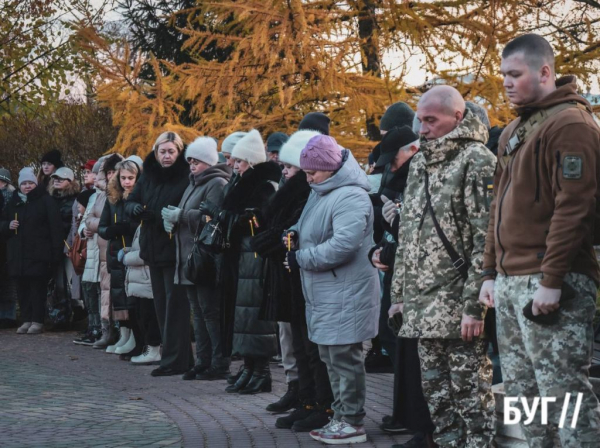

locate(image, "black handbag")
[[184, 213, 225, 286]]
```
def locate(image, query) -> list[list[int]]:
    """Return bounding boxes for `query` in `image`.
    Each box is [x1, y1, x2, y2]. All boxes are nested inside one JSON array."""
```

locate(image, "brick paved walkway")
[[0, 329, 411, 448]]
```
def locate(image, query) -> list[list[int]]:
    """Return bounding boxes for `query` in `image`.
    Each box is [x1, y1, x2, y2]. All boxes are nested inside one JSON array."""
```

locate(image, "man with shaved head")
[[389, 84, 496, 447], [480, 34, 600, 448]]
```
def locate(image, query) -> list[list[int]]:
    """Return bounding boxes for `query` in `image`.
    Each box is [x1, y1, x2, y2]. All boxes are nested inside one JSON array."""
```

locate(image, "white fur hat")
[[186, 136, 218, 166], [221, 132, 247, 155], [278, 130, 321, 168], [231, 130, 266, 166]]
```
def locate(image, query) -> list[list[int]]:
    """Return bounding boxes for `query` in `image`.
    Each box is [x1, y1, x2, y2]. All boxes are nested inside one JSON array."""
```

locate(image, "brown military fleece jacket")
[[483, 76, 600, 289]]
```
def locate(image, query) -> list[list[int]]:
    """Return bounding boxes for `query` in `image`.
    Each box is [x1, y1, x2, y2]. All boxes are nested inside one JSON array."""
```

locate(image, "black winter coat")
[[369, 157, 412, 242], [99, 182, 138, 311], [125, 151, 189, 268], [0, 186, 62, 277], [250, 171, 311, 323], [218, 161, 281, 358]]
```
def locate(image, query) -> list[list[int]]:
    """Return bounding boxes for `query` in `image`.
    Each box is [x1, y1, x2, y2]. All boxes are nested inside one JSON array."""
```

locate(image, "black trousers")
[[149, 266, 193, 371], [392, 338, 435, 434], [16, 276, 47, 324], [136, 297, 161, 347], [378, 272, 397, 363], [291, 308, 334, 407]]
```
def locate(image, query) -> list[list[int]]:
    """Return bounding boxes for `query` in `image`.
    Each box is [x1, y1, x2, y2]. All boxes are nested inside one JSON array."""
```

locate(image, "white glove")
[[381, 195, 398, 225], [163, 219, 174, 234], [161, 205, 182, 224]]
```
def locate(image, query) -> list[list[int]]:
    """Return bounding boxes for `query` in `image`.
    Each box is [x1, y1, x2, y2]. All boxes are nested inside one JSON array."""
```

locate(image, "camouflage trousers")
[[495, 273, 600, 448], [418, 338, 495, 447]]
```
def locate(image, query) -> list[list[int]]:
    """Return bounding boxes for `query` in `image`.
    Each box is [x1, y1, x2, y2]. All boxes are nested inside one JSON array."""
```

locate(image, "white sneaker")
[[131, 345, 161, 365], [310, 419, 341, 442], [319, 420, 367, 445], [27, 322, 44, 334], [115, 331, 136, 354], [17, 322, 32, 334], [106, 327, 130, 354]]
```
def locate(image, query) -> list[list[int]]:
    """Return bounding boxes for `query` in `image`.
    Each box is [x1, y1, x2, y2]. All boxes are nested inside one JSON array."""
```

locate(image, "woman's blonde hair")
[[153, 131, 184, 153], [108, 160, 141, 201]]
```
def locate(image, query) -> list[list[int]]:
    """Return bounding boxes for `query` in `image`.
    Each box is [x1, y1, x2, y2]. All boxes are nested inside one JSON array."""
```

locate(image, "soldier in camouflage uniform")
[[480, 34, 600, 448], [390, 85, 496, 447]]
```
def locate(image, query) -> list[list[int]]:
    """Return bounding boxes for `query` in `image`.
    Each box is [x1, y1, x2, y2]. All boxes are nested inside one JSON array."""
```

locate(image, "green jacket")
[[391, 111, 496, 339]]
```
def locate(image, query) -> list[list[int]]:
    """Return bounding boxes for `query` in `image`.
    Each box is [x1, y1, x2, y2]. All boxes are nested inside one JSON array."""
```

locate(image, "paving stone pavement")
[[0, 329, 412, 448]]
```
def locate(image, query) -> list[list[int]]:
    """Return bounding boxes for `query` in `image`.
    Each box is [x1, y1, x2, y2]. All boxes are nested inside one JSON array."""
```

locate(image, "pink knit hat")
[[300, 135, 343, 171]]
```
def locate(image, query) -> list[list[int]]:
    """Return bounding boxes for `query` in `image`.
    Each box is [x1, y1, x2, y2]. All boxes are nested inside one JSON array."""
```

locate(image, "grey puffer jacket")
[[174, 164, 232, 285], [123, 226, 153, 299], [294, 150, 380, 345]]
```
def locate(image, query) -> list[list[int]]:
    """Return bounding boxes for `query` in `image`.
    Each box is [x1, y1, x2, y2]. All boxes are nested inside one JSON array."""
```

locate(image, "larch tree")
[[76, 0, 600, 158], [0, 0, 111, 116]]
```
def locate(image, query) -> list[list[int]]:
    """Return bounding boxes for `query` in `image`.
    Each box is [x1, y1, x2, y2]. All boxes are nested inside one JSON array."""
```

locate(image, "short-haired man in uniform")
[[479, 33, 600, 448], [390, 85, 496, 447]]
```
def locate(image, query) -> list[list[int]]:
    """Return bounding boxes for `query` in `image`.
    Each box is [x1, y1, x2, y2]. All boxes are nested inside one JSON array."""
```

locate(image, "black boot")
[[291, 404, 334, 432], [239, 357, 271, 395], [227, 364, 244, 385], [266, 380, 299, 413], [275, 401, 315, 429], [225, 358, 253, 393], [196, 364, 231, 381]]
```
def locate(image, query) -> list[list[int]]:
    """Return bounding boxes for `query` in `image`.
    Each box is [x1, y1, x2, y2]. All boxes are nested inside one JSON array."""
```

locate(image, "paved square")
[[0, 329, 411, 447]]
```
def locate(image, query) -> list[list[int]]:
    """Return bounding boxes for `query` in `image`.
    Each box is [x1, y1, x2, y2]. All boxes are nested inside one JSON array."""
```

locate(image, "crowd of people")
[[1, 33, 599, 447]]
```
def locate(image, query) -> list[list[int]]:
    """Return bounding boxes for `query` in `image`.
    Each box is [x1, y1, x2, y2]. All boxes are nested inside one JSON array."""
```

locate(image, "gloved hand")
[[139, 209, 156, 223], [163, 219, 174, 234], [284, 250, 299, 270], [199, 201, 220, 218], [117, 249, 126, 263], [104, 223, 129, 239], [240, 207, 259, 224], [381, 195, 399, 225], [132, 204, 145, 217], [281, 230, 298, 249], [161, 205, 182, 224]]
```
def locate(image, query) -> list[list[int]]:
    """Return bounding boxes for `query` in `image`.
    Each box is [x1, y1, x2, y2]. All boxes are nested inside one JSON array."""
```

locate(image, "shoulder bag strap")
[[423, 171, 470, 281]]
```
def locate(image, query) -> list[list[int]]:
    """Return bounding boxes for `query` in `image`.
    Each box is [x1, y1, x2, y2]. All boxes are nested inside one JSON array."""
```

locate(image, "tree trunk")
[[356, 0, 382, 141]]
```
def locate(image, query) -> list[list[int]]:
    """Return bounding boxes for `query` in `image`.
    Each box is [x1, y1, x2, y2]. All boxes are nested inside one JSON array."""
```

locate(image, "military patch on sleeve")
[[483, 176, 494, 210], [562, 155, 583, 180]]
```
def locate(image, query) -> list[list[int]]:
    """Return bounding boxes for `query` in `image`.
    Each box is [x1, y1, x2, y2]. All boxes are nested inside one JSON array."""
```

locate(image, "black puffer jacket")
[[125, 151, 189, 268], [251, 171, 311, 323], [218, 161, 281, 358], [0, 186, 62, 277], [98, 179, 138, 310]]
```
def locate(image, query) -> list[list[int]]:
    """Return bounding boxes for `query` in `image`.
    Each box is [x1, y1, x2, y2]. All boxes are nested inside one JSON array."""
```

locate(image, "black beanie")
[[379, 102, 415, 132], [298, 112, 330, 135], [266, 132, 289, 153], [76, 189, 95, 209], [41, 149, 64, 168], [375, 125, 418, 168], [102, 154, 123, 174]]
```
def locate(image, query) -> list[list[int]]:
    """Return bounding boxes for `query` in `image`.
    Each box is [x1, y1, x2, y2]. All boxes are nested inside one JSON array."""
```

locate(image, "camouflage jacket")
[[391, 111, 496, 339]]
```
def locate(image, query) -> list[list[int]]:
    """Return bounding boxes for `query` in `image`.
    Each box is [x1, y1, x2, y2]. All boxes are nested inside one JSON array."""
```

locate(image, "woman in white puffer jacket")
[[122, 225, 162, 365]]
